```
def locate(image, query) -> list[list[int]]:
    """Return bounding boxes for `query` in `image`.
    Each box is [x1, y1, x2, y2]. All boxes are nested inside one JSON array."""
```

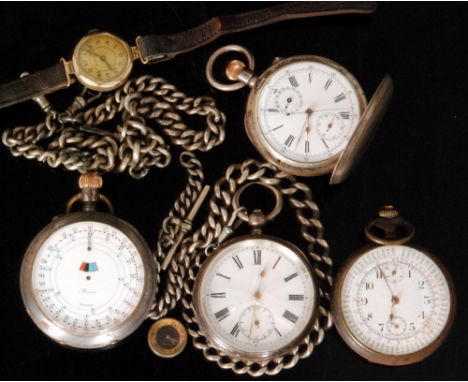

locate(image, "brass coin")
[[147, 318, 187, 358]]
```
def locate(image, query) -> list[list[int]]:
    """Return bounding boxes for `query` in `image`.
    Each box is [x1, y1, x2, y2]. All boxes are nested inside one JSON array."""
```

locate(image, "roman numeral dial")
[[255, 58, 364, 168], [284, 134, 295, 147], [194, 237, 318, 359], [253, 249, 262, 265], [215, 307, 230, 321], [230, 323, 240, 337], [288, 75, 299, 87], [233, 255, 243, 269], [289, 294, 305, 301], [283, 309, 299, 323], [334, 93, 346, 103]]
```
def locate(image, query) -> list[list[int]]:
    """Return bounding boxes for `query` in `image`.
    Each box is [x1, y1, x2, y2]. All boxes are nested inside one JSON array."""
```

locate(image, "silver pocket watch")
[[20, 173, 157, 349], [181, 161, 333, 377], [192, 183, 319, 363], [206, 45, 393, 184]]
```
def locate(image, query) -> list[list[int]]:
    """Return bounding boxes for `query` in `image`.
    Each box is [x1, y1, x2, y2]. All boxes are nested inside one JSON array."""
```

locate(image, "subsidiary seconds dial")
[[193, 236, 317, 361]]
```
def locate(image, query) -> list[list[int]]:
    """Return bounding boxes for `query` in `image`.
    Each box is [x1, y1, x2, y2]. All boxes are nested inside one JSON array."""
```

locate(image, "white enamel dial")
[[30, 220, 146, 336], [256, 58, 364, 164], [339, 245, 452, 356], [194, 237, 317, 360]]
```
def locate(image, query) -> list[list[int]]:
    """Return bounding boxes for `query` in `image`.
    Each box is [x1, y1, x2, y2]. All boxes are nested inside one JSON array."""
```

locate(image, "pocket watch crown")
[[226, 59, 246, 81], [378, 205, 399, 219], [79, 173, 103, 190], [248, 209, 267, 228]]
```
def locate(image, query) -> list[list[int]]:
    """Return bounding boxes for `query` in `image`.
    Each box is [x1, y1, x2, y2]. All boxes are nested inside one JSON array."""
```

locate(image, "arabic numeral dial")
[[26, 219, 148, 347], [336, 245, 453, 360]]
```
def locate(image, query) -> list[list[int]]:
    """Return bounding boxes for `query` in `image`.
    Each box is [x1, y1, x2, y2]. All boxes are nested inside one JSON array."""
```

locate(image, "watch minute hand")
[[294, 109, 312, 151], [288, 108, 349, 115], [379, 265, 395, 296], [86, 49, 114, 71]]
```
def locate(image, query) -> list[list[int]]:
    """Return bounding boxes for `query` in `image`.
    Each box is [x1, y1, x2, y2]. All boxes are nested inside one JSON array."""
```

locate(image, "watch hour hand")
[[327, 115, 336, 131], [102, 58, 113, 71], [86, 49, 114, 71]]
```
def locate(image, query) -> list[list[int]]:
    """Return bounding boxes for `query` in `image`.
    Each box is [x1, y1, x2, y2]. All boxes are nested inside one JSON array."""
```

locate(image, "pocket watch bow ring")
[[0, 2, 376, 109], [180, 160, 333, 377], [206, 44, 393, 184]]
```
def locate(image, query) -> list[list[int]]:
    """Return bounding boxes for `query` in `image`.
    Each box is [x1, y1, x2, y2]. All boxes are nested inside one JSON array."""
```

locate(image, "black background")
[[0, 2, 467, 380]]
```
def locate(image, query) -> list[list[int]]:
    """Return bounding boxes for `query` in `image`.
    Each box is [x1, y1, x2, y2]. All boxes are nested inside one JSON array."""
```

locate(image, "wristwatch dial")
[[193, 236, 317, 362], [246, 55, 367, 177], [72, 32, 134, 91], [333, 245, 455, 365], [20, 212, 155, 349]]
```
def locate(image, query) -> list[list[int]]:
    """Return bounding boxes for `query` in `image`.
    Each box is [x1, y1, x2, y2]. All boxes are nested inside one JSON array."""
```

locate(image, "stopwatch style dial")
[[72, 32, 134, 91], [333, 245, 455, 365], [193, 236, 317, 362], [246, 55, 366, 177], [20, 212, 155, 349]]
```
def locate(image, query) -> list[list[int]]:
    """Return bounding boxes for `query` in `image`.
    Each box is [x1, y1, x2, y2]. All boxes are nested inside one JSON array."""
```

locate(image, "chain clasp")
[[162, 185, 211, 270]]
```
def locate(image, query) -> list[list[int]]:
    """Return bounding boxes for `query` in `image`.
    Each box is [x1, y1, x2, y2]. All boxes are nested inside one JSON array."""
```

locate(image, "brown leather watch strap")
[[0, 2, 375, 109], [136, 1, 376, 64], [0, 62, 69, 110]]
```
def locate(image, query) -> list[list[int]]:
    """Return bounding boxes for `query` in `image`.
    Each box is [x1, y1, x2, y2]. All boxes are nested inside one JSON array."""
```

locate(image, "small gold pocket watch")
[[206, 45, 393, 184], [332, 206, 456, 365]]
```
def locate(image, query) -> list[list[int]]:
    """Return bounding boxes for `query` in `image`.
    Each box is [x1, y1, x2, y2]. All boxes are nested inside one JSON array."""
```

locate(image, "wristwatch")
[[0, 2, 376, 109]]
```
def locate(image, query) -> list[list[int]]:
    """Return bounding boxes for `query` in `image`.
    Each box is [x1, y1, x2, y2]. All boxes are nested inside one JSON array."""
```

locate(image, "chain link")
[[177, 159, 333, 377], [148, 151, 205, 319], [2, 75, 225, 178], [1, 75, 226, 320]]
